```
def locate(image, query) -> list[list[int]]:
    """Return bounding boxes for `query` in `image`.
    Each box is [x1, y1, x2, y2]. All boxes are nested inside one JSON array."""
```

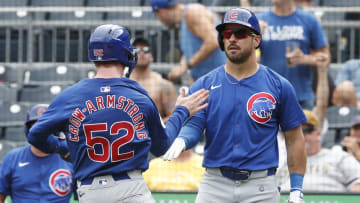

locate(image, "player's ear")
[[254, 36, 261, 49]]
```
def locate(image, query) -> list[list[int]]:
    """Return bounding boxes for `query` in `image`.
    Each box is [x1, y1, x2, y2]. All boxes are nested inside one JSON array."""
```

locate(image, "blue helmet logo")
[[216, 8, 261, 50], [88, 24, 138, 76]]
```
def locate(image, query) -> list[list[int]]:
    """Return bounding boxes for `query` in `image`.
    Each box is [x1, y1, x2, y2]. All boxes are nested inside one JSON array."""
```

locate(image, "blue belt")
[[80, 172, 130, 186], [219, 167, 277, 181]]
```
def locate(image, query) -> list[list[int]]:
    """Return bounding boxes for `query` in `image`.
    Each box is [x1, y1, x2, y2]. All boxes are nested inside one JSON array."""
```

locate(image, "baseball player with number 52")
[[27, 24, 209, 203], [163, 8, 307, 203]]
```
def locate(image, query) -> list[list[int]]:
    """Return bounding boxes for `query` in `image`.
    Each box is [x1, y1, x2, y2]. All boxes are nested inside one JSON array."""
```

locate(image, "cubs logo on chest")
[[49, 169, 72, 196], [247, 92, 276, 124]]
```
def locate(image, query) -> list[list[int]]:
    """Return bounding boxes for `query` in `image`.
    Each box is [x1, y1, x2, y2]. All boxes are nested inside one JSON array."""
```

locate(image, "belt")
[[218, 167, 277, 181], [80, 172, 130, 186]]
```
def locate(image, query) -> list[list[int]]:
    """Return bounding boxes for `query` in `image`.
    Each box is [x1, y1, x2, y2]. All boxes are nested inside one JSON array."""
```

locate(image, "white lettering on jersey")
[[262, 25, 304, 41]]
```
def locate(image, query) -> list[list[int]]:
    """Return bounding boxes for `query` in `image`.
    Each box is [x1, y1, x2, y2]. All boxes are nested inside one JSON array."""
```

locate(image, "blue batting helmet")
[[216, 8, 261, 50], [88, 24, 138, 76], [24, 104, 49, 136]]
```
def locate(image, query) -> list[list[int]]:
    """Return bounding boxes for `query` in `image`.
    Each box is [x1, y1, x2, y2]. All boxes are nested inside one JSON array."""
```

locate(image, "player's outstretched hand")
[[163, 138, 186, 161], [175, 88, 209, 117], [287, 190, 304, 203]]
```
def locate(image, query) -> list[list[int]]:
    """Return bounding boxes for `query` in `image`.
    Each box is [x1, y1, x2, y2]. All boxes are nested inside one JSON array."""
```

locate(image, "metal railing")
[[0, 6, 359, 64]]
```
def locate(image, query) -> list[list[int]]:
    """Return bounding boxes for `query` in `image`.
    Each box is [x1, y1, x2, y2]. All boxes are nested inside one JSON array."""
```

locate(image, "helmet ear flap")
[[218, 33, 225, 51]]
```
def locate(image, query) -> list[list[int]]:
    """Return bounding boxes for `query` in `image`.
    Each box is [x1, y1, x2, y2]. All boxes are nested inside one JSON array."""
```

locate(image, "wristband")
[[290, 173, 304, 192]]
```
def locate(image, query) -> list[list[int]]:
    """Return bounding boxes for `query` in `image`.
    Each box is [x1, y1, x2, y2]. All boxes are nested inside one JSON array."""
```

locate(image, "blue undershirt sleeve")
[[178, 116, 204, 149]]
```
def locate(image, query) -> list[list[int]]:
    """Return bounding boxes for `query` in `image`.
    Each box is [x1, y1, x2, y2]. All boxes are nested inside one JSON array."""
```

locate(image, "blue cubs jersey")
[[0, 145, 73, 203], [28, 78, 188, 181], [257, 8, 328, 102], [179, 64, 307, 170]]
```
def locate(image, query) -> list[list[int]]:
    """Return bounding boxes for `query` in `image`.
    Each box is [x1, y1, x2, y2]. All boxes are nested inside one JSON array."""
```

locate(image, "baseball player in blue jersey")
[[0, 104, 73, 203], [163, 8, 307, 203], [27, 24, 209, 203]]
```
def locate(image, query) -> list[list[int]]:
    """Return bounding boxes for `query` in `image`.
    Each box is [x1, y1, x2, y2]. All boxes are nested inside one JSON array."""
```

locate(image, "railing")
[[0, 6, 359, 64]]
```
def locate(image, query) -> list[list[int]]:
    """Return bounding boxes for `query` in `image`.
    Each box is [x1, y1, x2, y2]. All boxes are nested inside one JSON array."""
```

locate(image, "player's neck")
[[95, 66, 124, 78], [272, 3, 296, 16], [225, 56, 259, 81], [30, 145, 49, 157]]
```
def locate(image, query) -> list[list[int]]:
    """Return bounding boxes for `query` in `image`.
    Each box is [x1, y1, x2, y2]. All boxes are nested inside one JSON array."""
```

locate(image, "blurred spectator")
[[335, 59, 360, 107], [258, 0, 330, 109], [241, 0, 272, 6], [130, 37, 177, 122], [277, 110, 360, 193], [0, 104, 73, 203], [342, 115, 360, 163], [332, 80, 359, 108], [278, 50, 329, 166], [143, 149, 205, 191], [294, 0, 312, 8], [151, 0, 226, 84]]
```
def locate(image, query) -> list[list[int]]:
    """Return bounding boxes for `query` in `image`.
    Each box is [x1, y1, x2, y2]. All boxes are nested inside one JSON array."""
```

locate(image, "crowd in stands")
[[1, 0, 360, 200]]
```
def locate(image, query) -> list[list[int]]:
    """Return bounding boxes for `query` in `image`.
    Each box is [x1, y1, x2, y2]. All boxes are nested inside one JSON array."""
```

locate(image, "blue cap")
[[151, 0, 178, 12]]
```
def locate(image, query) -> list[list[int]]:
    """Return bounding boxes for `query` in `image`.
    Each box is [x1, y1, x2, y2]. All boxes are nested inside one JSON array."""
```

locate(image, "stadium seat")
[[322, 106, 360, 147], [18, 84, 69, 104], [0, 141, 17, 163], [24, 65, 82, 86], [0, 0, 30, 21], [0, 102, 29, 125], [86, 0, 141, 7], [0, 65, 24, 86], [326, 106, 360, 129], [31, 0, 85, 21], [0, 85, 18, 104]]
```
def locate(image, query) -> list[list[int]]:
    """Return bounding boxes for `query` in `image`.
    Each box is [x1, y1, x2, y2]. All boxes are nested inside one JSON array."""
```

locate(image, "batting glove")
[[163, 138, 186, 161], [288, 190, 304, 203]]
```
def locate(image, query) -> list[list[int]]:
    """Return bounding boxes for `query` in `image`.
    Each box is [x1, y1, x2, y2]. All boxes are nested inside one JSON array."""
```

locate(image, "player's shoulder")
[[2, 145, 29, 162], [191, 65, 224, 90], [260, 64, 288, 83]]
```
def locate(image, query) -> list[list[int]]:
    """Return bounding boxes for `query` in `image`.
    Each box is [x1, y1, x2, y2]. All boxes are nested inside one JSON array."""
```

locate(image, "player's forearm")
[[287, 144, 306, 175], [285, 127, 306, 175], [178, 124, 203, 150], [164, 106, 189, 146]]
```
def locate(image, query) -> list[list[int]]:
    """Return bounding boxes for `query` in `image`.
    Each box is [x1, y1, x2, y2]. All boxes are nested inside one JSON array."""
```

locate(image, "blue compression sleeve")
[[178, 124, 203, 149], [290, 173, 304, 192], [164, 106, 189, 142]]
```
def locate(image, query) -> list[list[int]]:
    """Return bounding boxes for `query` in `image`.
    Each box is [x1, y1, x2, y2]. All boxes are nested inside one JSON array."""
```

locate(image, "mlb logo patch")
[[99, 179, 108, 185], [100, 86, 111, 92]]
